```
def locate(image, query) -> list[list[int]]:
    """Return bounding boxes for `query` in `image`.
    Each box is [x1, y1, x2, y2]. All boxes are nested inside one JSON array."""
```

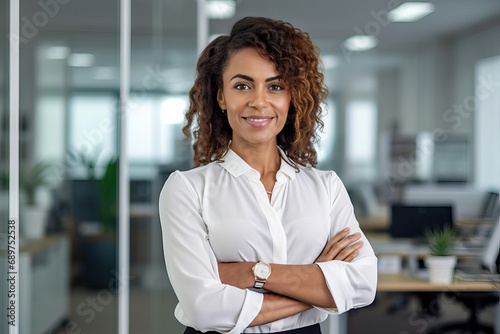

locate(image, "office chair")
[[427, 218, 500, 334]]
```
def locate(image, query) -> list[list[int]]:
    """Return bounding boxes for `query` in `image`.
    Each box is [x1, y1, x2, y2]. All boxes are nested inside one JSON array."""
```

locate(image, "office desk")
[[323, 231, 498, 334], [371, 232, 499, 334], [378, 273, 499, 292], [323, 274, 499, 334], [367, 232, 484, 259], [377, 273, 499, 334]]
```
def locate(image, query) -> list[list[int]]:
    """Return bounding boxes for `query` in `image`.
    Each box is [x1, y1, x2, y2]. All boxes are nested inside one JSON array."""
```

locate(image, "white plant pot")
[[425, 255, 457, 284], [21, 206, 48, 239]]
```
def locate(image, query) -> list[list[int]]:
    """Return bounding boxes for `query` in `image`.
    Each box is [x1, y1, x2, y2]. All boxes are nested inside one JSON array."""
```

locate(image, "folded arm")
[[248, 293, 312, 327], [219, 227, 365, 323]]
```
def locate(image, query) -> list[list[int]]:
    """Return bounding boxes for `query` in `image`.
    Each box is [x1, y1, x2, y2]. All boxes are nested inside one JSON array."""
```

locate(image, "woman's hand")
[[315, 227, 363, 263], [218, 262, 255, 289]]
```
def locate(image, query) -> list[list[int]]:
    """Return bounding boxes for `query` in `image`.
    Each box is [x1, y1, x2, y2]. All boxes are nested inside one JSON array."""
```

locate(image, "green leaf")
[[425, 227, 457, 256]]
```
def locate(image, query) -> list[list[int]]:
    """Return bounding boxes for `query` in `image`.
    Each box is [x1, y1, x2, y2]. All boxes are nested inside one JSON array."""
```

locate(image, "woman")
[[159, 17, 377, 334]]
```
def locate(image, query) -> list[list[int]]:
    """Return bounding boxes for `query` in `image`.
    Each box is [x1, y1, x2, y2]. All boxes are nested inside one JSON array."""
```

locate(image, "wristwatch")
[[252, 262, 272, 289]]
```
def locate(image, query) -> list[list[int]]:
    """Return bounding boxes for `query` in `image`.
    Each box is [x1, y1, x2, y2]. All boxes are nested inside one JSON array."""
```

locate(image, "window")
[[345, 99, 377, 179], [68, 93, 117, 177]]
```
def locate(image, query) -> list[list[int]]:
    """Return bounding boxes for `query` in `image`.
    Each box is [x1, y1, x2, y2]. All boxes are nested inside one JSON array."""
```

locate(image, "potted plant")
[[424, 227, 458, 284], [20, 161, 52, 239]]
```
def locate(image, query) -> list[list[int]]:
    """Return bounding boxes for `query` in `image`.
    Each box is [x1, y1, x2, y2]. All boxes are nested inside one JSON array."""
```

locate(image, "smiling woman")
[[159, 16, 377, 334], [217, 48, 291, 152], [183, 16, 328, 168]]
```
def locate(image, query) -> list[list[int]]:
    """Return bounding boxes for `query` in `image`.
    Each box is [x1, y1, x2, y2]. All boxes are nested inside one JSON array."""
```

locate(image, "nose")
[[248, 88, 269, 111]]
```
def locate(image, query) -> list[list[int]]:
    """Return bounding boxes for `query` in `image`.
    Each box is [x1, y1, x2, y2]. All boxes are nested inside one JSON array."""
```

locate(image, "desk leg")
[[320, 313, 347, 334]]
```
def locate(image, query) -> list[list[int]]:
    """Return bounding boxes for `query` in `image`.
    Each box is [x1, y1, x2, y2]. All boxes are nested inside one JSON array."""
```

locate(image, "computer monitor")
[[390, 204, 454, 238]]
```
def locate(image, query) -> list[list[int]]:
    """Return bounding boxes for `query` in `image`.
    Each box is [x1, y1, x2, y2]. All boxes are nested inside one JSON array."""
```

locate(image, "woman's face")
[[217, 47, 291, 149]]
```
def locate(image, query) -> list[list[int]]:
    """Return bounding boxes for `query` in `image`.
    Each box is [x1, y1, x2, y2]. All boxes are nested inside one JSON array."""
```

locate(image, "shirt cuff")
[[229, 289, 264, 334], [315, 261, 354, 314]]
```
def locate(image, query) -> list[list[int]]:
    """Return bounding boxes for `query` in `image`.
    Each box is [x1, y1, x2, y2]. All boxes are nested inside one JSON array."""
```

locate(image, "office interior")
[[1, 0, 500, 333]]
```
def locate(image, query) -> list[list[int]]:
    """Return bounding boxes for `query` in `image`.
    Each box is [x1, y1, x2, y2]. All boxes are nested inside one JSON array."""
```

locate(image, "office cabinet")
[[19, 234, 69, 334]]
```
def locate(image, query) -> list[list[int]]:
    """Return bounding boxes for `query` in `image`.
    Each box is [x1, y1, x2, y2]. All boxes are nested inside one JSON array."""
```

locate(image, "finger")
[[316, 231, 363, 262], [325, 232, 362, 258], [330, 227, 351, 244], [329, 239, 363, 262], [334, 240, 364, 261], [343, 250, 359, 262], [322, 228, 354, 254]]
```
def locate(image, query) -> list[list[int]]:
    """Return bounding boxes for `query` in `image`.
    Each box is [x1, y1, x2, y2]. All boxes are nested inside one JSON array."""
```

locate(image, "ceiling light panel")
[[206, 0, 235, 19], [388, 2, 435, 22], [343, 35, 378, 52]]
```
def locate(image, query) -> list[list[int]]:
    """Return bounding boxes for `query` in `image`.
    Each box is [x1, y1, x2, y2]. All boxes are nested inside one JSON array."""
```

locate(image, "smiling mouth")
[[242, 116, 274, 127], [243, 117, 273, 122]]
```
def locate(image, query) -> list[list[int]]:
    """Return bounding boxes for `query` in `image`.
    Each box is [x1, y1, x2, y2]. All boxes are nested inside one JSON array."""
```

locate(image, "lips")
[[242, 116, 274, 127]]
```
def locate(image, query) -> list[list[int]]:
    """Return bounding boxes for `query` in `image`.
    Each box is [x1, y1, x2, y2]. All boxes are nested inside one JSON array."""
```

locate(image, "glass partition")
[[18, 1, 120, 333]]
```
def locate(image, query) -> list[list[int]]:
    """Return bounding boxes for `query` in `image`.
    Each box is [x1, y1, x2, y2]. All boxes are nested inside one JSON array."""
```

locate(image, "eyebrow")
[[230, 74, 283, 82]]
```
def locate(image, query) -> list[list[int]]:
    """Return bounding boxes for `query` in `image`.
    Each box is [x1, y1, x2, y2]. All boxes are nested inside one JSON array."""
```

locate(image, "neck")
[[230, 142, 281, 176]]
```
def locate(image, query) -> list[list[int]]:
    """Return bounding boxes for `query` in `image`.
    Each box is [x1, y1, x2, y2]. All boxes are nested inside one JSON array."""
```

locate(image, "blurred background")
[[1, 0, 499, 333]]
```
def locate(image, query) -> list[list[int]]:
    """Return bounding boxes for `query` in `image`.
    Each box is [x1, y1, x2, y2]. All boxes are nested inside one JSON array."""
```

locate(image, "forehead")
[[223, 48, 279, 79]]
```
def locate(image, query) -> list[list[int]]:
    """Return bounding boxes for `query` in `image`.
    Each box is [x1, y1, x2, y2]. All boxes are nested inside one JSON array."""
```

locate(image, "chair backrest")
[[479, 191, 499, 220], [480, 216, 500, 274]]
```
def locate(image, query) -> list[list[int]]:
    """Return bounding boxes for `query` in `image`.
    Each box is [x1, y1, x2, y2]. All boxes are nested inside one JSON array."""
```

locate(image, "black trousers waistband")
[[184, 323, 321, 334]]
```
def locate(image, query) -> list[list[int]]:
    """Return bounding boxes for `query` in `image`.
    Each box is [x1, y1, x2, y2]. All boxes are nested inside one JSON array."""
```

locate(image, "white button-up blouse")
[[159, 148, 377, 333]]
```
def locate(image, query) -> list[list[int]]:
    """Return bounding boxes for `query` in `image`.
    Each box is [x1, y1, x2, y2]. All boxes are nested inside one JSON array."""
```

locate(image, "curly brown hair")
[[183, 16, 328, 167]]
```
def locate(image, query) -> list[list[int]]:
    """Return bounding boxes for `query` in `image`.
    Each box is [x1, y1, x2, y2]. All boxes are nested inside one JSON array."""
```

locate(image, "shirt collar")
[[218, 147, 297, 180], [277, 147, 298, 180]]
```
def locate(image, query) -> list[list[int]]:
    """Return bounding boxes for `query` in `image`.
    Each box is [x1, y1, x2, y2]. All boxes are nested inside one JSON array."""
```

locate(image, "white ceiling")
[[29, 0, 500, 93]]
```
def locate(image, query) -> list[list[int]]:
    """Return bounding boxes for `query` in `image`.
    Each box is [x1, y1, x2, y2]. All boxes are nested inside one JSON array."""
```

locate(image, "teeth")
[[246, 118, 269, 122]]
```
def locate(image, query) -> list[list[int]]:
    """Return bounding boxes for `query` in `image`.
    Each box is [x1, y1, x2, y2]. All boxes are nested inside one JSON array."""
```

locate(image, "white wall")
[[378, 21, 500, 136], [394, 44, 447, 135], [449, 23, 500, 133], [375, 21, 500, 187]]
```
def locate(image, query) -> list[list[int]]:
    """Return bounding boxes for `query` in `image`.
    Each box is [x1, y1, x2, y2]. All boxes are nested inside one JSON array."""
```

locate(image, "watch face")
[[255, 263, 271, 278]]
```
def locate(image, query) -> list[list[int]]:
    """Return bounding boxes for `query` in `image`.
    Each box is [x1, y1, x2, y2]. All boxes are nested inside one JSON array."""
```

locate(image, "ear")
[[217, 88, 226, 110]]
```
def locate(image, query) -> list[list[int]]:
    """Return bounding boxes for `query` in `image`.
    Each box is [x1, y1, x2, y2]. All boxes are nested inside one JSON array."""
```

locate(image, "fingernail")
[[343, 227, 350, 232]]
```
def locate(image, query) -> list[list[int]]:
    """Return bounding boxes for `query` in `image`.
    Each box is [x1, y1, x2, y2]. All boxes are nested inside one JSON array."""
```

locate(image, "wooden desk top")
[[366, 232, 483, 258], [378, 273, 500, 292], [20, 233, 68, 255]]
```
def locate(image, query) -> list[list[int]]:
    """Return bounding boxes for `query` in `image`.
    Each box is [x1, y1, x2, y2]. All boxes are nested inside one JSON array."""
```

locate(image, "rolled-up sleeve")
[[315, 172, 378, 314], [159, 171, 263, 333]]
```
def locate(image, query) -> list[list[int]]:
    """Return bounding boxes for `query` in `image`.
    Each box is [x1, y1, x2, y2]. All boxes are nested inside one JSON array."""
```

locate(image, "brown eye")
[[234, 83, 250, 90], [269, 84, 285, 91]]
